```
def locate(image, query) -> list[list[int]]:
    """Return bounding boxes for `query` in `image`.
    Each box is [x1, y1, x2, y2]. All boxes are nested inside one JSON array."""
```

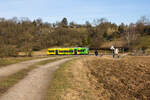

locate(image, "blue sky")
[[0, 0, 150, 24]]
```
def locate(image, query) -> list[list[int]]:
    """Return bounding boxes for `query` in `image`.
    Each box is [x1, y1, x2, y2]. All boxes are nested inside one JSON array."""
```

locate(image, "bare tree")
[[124, 24, 139, 48]]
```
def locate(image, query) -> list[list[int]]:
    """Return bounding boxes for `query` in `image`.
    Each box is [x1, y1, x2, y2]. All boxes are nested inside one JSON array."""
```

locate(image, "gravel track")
[[0, 57, 63, 77], [0, 57, 73, 100]]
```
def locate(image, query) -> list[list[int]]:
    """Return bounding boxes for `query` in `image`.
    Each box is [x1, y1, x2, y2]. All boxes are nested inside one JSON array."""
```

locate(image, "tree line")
[[0, 16, 150, 57]]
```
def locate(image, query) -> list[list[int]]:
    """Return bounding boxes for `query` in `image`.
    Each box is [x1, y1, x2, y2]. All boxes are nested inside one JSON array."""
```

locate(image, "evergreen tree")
[[61, 17, 68, 28]]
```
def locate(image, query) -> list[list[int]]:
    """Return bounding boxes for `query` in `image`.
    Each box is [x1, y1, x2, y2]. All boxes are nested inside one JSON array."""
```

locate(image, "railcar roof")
[[48, 47, 88, 49]]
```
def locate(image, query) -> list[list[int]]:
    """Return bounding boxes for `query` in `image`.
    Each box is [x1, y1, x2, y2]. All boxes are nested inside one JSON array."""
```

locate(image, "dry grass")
[[45, 59, 74, 100], [101, 39, 126, 48], [0, 57, 46, 67], [32, 49, 48, 56], [18, 49, 47, 56]]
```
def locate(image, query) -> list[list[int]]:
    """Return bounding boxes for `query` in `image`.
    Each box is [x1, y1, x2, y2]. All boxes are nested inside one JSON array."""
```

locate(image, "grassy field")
[[46, 56, 150, 100], [0, 56, 68, 96]]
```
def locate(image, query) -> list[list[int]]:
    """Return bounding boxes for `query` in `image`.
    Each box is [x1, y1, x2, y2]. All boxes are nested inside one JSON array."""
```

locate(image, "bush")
[[0, 46, 18, 57]]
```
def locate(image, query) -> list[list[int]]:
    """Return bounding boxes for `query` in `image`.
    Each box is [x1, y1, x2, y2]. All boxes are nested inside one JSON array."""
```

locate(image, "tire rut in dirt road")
[[0, 57, 74, 100], [0, 57, 63, 77]]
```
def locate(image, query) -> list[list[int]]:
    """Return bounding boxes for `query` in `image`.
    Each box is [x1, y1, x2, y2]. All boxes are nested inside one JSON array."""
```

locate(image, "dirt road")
[[0, 57, 63, 77], [0, 57, 73, 100]]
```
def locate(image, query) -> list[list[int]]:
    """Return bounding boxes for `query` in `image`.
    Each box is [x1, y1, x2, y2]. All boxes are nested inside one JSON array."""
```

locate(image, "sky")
[[0, 0, 150, 25]]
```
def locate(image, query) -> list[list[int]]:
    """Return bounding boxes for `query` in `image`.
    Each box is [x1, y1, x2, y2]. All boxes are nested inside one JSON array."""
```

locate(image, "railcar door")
[[74, 49, 77, 55], [56, 50, 58, 55]]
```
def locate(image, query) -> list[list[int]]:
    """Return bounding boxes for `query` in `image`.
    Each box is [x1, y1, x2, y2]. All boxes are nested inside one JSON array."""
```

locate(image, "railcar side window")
[[49, 50, 54, 53], [59, 50, 73, 53], [78, 50, 85, 52], [68, 50, 73, 52]]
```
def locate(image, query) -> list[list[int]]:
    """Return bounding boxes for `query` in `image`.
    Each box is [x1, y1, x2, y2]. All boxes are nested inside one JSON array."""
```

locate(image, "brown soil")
[[86, 56, 150, 100]]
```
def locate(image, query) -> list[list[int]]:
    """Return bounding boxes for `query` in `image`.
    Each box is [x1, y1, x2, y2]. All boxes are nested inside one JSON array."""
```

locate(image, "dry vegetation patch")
[[60, 57, 99, 100], [0, 57, 46, 67]]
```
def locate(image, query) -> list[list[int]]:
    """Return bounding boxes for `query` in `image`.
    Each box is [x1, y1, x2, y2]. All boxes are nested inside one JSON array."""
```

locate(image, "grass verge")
[[45, 59, 75, 100], [0, 56, 69, 96], [45, 57, 97, 100], [0, 56, 47, 67]]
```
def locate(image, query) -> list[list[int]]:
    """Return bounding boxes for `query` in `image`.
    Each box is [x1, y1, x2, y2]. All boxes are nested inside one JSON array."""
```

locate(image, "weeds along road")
[[0, 57, 74, 100], [0, 56, 65, 77]]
